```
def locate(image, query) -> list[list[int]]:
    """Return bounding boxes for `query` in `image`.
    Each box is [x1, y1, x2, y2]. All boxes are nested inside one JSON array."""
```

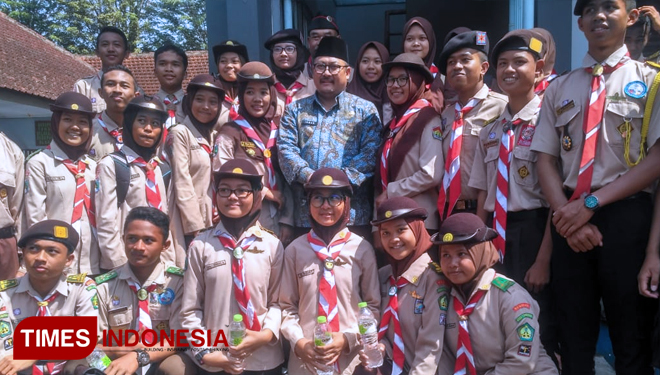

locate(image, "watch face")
[[585, 195, 598, 209], [137, 350, 150, 365]]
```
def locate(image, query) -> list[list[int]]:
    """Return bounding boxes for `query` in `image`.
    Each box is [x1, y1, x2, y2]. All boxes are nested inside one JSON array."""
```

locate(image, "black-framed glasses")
[[273, 46, 297, 54], [313, 63, 349, 75], [217, 188, 253, 198], [386, 76, 410, 87], [310, 194, 344, 208]]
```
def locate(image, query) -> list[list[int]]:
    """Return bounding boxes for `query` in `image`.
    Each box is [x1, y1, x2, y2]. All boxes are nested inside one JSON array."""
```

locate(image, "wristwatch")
[[195, 349, 212, 364], [135, 349, 150, 367], [584, 194, 600, 211]]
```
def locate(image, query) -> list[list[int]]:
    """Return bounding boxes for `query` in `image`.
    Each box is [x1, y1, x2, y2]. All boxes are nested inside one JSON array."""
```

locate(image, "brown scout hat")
[[438, 30, 490, 75], [18, 220, 79, 253], [382, 53, 434, 84], [432, 213, 497, 246], [304, 168, 353, 195], [214, 159, 263, 190], [531, 28, 556, 75], [371, 196, 428, 226], [213, 40, 250, 65], [125, 95, 168, 122], [186, 74, 226, 97], [490, 29, 547, 67], [237, 61, 275, 84], [265, 29, 305, 50], [50, 92, 95, 115]]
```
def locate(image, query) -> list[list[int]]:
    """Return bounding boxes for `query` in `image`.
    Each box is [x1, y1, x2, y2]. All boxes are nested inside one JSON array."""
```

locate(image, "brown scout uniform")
[[95, 147, 173, 270], [437, 269, 557, 375], [378, 253, 446, 374], [0, 132, 23, 280], [441, 85, 508, 203], [165, 117, 214, 258], [74, 72, 106, 114], [89, 112, 122, 161], [279, 232, 381, 375], [25, 143, 100, 274], [180, 222, 284, 372], [153, 89, 186, 126]]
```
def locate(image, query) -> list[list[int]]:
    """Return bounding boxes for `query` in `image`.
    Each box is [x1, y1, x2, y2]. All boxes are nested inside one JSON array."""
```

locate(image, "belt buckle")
[[456, 200, 466, 210]]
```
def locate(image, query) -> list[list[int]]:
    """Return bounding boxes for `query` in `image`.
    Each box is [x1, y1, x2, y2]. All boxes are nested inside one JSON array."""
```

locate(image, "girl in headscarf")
[[166, 74, 224, 256], [212, 40, 249, 127], [434, 213, 558, 375], [95, 96, 174, 271], [359, 197, 446, 375], [180, 159, 285, 375], [375, 53, 443, 233], [25, 92, 99, 274], [347, 41, 391, 124], [213, 62, 294, 245], [279, 168, 380, 375]]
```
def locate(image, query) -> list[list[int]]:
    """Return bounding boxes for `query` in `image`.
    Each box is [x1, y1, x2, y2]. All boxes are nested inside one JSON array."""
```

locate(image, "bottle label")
[[101, 355, 111, 367], [359, 323, 377, 335]]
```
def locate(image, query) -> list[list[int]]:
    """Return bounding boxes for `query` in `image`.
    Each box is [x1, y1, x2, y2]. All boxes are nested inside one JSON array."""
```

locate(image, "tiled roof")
[[81, 50, 210, 95], [0, 12, 96, 100]]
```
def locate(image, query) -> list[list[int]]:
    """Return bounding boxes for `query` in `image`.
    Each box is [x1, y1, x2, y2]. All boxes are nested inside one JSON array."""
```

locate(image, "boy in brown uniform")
[[531, 0, 660, 373], [437, 31, 508, 219], [152, 44, 188, 129]]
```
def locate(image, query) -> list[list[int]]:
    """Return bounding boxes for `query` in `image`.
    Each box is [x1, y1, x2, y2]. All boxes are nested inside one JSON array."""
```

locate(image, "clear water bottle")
[[86, 348, 111, 370], [314, 316, 334, 375], [357, 302, 383, 368], [228, 314, 246, 371]]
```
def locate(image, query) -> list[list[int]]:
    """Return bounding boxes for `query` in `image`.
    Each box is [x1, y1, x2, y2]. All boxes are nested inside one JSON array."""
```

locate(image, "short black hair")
[[124, 207, 170, 241], [154, 44, 188, 70], [101, 65, 136, 89], [628, 15, 651, 35], [625, 0, 637, 12], [96, 26, 129, 51]]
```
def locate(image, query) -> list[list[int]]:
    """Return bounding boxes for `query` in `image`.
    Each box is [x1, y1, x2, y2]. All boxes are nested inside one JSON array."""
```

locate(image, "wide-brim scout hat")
[[314, 36, 348, 62], [371, 196, 428, 226], [187, 74, 226, 97], [214, 159, 263, 190], [237, 62, 275, 84], [432, 213, 497, 246], [50, 92, 95, 116], [18, 220, 79, 253], [304, 168, 353, 196], [382, 53, 434, 84], [490, 29, 547, 67], [213, 40, 249, 65], [439, 30, 490, 75], [125, 96, 169, 123], [264, 28, 305, 50], [309, 15, 339, 33]]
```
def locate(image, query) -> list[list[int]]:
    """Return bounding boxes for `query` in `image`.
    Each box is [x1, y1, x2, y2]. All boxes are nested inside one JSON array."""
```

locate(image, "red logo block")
[[13, 316, 97, 360]]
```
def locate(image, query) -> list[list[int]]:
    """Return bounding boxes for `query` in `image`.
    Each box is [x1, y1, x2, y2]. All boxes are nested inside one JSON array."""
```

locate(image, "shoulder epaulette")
[[646, 61, 660, 70], [165, 266, 184, 277], [483, 115, 500, 126], [25, 149, 44, 163], [488, 91, 509, 101], [67, 273, 87, 283], [259, 224, 275, 236], [492, 276, 515, 292], [94, 270, 118, 285], [0, 279, 18, 292], [428, 261, 443, 275], [648, 50, 660, 60]]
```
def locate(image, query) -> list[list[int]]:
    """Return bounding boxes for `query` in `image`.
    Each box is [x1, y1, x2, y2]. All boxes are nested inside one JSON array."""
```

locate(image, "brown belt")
[[455, 199, 478, 211], [0, 226, 16, 239]]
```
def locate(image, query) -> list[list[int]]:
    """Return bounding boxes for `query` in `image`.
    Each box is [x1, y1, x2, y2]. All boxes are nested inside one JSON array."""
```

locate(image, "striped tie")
[[132, 157, 163, 211], [378, 276, 409, 375], [571, 57, 628, 201], [217, 232, 262, 331], [162, 94, 179, 129], [308, 229, 351, 332], [32, 292, 65, 375], [61, 159, 95, 233], [225, 95, 240, 121], [128, 282, 159, 342], [438, 98, 481, 219], [453, 289, 487, 375], [274, 81, 304, 105]]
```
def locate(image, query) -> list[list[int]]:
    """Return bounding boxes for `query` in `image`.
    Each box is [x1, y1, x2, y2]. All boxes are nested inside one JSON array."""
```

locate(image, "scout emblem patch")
[[324, 259, 334, 271], [439, 313, 446, 325], [476, 31, 487, 45], [0, 279, 17, 292], [4, 337, 13, 351], [443, 233, 454, 242], [0, 321, 10, 338], [439, 295, 448, 311], [513, 303, 531, 311], [137, 288, 149, 301], [624, 81, 647, 99], [516, 313, 534, 323], [517, 322, 535, 341], [112, 295, 120, 306], [91, 294, 99, 309], [233, 247, 244, 259], [414, 299, 424, 314], [0, 188, 6, 199], [488, 131, 496, 140], [159, 288, 175, 305], [432, 126, 442, 140], [322, 175, 333, 185], [518, 344, 532, 357], [388, 286, 397, 296], [518, 124, 535, 147], [54, 225, 68, 239], [518, 166, 530, 179], [562, 134, 572, 151], [12, 309, 20, 316]]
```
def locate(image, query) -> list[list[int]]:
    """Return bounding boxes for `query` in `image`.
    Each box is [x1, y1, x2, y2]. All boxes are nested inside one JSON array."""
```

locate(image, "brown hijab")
[[309, 193, 351, 245], [402, 17, 437, 69], [459, 241, 500, 298], [214, 175, 264, 240], [182, 74, 223, 143], [347, 41, 390, 118], [385, 218, 434, 279], [50, 111, 93, 161]]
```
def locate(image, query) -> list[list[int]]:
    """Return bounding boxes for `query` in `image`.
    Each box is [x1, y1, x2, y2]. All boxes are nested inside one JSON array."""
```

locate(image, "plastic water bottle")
[[228, 314, 246, 371], [357, 302, 383, 368], [86, 349, 111, 370], [314, 316, 334, 375]]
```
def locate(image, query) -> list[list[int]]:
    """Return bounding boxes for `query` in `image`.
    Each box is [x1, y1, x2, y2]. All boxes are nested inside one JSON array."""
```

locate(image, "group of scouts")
[[1, 0, 660, 373]]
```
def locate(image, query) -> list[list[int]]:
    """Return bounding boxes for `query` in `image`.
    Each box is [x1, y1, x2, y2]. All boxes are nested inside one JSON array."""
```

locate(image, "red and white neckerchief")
[[127, 281, 159, 341], [225, 95, 240, 121], [162, 94, 180, 129], [275, 81, 304, 105], [430, 63, 439, 79], [453, 288, 488, 375], [32, 292, 65, 375], [378, 276, 410, 375], [380, 99, 431, 190], [98, 114, 123, 147], [534, 69, 558, 95], [571, 55, 630, 201], [234, 115, 278, 191], [217, 231, 262, 330], [131, 157, 163, 211], [307, 229, 351, 332], [61, 158, 96, 232], [438, 97, 482, 219]]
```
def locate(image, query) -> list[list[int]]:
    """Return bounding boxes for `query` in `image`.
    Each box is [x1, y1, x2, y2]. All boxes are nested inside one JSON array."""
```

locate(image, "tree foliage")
[[0, 0, 207, 54]]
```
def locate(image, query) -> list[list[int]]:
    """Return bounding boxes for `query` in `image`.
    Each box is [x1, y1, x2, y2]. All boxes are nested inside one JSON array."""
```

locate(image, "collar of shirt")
[[450, 268, 495, 304], [582, 44, 629, 68], [502, 95, 542, 123], [121, 145, 161, 165], [156, 88, 185, 102], [213, 221, 266, 242], [16, 273, 69, 298], [312, 90, 346, 113], [182, 116, 211, 146], [96, 70, 103, 82], [99, 111, 121, 131], [118, 261, 166, 287], [398, 253, 432, 286]]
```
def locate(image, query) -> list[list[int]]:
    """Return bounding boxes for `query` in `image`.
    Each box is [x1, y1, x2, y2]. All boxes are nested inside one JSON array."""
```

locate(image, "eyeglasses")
[[273, 46, 297, 54], [310, 194, 345, 208], [217, 188, 253, 198], [313, 63, 349, 75], [386, 76, 410, 87]]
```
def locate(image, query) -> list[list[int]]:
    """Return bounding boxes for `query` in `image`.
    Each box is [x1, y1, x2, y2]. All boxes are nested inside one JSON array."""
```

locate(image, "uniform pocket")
[[109, 305, 133, 329], [605, 101, 643, 149], [512, 147, 538, 186]]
